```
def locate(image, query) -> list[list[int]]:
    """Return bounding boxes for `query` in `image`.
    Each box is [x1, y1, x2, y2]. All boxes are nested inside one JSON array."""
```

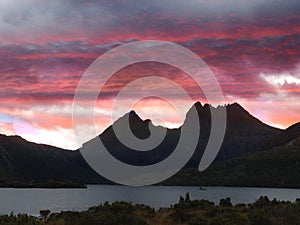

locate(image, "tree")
[[219, 197, 232, 207], [185, 192, 191, 202]]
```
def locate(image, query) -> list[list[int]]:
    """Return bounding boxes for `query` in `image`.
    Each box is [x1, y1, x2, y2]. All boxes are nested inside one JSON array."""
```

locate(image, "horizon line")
[[1, 100, 299, 150]]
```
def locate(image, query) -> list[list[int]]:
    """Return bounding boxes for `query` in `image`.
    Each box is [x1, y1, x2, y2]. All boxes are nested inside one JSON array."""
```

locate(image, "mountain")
[[163, 136, 300, 188], [0, 134, 108, 187], [0, 102, 299, 187], [99, 110, 180, 166], [96, 102, 284, 168]]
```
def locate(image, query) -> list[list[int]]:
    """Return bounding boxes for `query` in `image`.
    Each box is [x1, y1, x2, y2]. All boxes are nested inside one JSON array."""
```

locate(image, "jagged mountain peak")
[[114, 102, 273, 133], [120, 110, 152, 126], [189, 101, 250, 119], [128, 109, 139, 117]]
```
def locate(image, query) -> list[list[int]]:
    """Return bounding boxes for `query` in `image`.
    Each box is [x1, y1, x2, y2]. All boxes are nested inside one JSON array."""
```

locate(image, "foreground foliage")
[[1, 196, 300, 225]]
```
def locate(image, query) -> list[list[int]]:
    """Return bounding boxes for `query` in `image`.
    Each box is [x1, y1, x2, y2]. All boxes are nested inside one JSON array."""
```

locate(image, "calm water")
[[0, 185, 300, 215]]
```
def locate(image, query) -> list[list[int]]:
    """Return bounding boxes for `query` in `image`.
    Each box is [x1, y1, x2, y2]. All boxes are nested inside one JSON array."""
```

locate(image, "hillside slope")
[[164, 135, 300, 188], [0, 134, 108, 187]]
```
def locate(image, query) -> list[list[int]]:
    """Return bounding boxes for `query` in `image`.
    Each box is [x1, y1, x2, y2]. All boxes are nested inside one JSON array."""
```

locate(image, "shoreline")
[[1, 196, 300, 224]]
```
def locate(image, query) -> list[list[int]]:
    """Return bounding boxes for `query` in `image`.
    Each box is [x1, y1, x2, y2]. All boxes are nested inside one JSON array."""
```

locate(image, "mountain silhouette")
[[0, 134, 108, 187], [95, 102, 283, 168], [0, 102, 299, 186]]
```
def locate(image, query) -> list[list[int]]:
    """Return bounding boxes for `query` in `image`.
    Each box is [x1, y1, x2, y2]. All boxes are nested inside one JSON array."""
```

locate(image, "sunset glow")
[[0, 0, 300, 149]]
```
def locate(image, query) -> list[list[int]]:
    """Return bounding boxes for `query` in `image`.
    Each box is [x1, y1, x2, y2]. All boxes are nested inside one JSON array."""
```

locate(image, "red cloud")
[[0, 0, 300, 148]]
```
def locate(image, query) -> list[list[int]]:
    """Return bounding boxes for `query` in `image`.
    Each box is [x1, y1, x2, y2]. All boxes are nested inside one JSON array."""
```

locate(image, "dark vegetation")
[[163, 136, 300, 188], [1, 196, 300, 225], [0, 180, 86, 188]]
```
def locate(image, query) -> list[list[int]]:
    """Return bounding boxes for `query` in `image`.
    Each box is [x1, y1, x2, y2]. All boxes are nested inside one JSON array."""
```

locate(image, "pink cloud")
[[0, 122, 16, 136], [0, 0, 300, 148]]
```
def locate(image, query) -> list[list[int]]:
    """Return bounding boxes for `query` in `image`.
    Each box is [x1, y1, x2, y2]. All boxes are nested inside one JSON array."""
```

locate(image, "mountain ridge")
[[96, 101, 284, 167], [0, 102, 285, 148], [0, 101, 299, 187]]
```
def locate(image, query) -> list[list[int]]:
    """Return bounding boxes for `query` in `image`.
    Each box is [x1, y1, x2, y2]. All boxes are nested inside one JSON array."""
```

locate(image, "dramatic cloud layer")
[[0, 0, 299, 149]]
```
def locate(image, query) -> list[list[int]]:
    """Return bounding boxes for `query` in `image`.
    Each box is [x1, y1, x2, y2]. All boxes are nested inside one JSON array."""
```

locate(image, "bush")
[[220, 198, 233, 207]]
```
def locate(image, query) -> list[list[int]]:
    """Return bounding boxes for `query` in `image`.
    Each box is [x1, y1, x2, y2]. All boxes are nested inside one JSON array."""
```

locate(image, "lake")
[[0, 185, 300, 216]]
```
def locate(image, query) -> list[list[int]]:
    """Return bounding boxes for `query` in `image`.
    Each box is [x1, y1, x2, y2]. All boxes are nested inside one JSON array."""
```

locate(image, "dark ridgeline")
[[0, 102, 299, 187], [0, 135, 109, 187], [98, 102, 286, 167]]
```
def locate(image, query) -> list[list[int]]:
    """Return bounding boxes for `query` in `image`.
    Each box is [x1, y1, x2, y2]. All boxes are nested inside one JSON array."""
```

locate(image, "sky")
[[0, 0, 300, 149]]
